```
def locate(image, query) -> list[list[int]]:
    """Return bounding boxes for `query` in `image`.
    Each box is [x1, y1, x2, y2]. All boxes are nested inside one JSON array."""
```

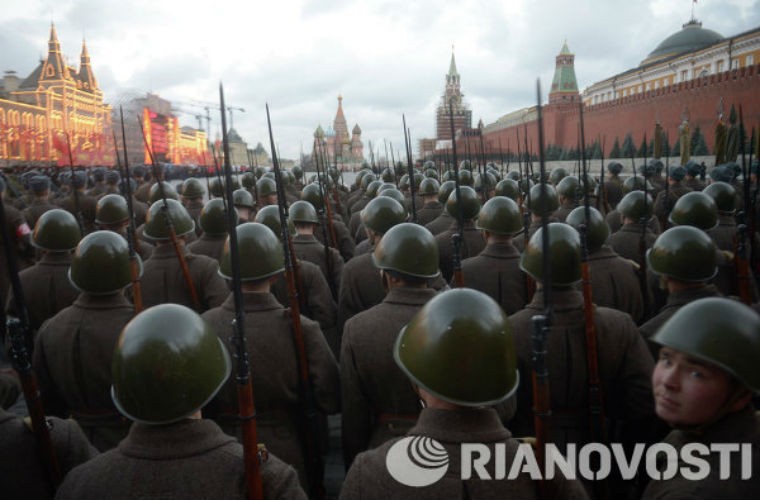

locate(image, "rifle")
[[64, 132, 84, 235], [210, 144, 228, 208], [115, 109, 143, 312], [736, 107, 752, 304], [245, 149, 260, 208], [532, 80, 552, 499], [639, 158, 651, 320], [0, 197, 62, 493], [313, 139, 339, 300], [478, 129, 488, 201], [598, 136, 610, 213], [219, 84, 264, 500], [137, 118, 201, 311], [578, 103, 607, 467], [447, 100, 465, 287], [402, 115, 417, 223], [266, 104, 326, 500]]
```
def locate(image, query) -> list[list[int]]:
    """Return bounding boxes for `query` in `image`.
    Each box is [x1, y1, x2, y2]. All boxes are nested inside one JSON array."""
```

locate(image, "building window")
[[645, 83, 651, 91], [654, 81, 659, 89], [681, 70, 689, 81], [700, 69, 708, 78], [717, 60, 725, 72], [638, 85, 643, 93], [747, 55, 754, 66], [731, 59, 739, 70]]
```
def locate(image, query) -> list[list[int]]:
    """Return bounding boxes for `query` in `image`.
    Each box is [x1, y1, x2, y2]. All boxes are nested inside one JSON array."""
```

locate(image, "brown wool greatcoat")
[[606, 222, 658, 268], [584, 245, 644, 324], [140, 243, 228, 312], [435, 220, 486, 283], [55, 419, 307, 500], [509, 289, 655, 450], [56, 192, 98, 234], [0, 202, 31, 308], [653, 183, 692, 224], [340, 287, 438, 468], [642, 406, 760, 500], [424, 210, 454, 236], [340, 408, 589, 500], [292, 234, 343, 296], [552, 200, 578, 222], [33, 293, 135, 450], [202, 292, 340, 487], [416, 200, 444, 226], [23, 197, 57, 229], [5, 252, 79, 334], [707, 212, 736, 253], [313, 217, 355, 262], [187, 232, 227, 262], [460, 241, 529, 314], [0, 409, 97, 500]]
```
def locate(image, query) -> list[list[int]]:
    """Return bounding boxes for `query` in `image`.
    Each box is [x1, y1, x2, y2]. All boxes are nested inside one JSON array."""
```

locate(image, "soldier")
[[355, 195, 407, 256], [0, 178, 33, 305], [606, 176, 660, 234], [638, 226, 721, 354], [233, 188, 256, 223], [256, 177, 278, 209], [494, 178, 522, 204], [133, 165, 157, 203], [302, 183, 355, 261], [56, 171, 97, 234], [187, 198, 233, 262], [5, 209, 81, 336], [56, 303, 306, 500], [337, 197, 411, 332], [424, 180, 455, 236], [341, 223, 441, 468], [414, 177, 442, 226], [704, 181, 738, 252], [203, 223, 339, 489], [514, 183, 560, 253], [552, 175, 581, 222], [566, 206, 644, 323], [341, 288, 587, 499], [642, 298, 760, 500], [509, 223, 655, 450], [683, 160, 705, 191], [99, 169, 121, 197], [95, 194, 153, 260], [289, 200, 343, 298], [23, 175, 57, 228], [602, 161, 625, 209], [140, 199, 228, 312], [435, 185, 485, 283], [119, 177, 148, 226], [33, 231, 137, 450], [460, 196, 528, 314], [181, 177, 206, 237], [348, 180, 383, 241], [654, 165, 692, 227], [549, 166, 569, 186], [607, 191, 658, 268], [86, 167, 106, 197]]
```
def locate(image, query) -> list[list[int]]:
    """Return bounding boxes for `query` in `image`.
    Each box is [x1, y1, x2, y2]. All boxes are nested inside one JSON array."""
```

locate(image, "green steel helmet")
[[33, 208, 81, 252], [685, 160, 701, 178], [253, 205, 295, 236], [446, 186, 481, 220], [181, 178, 206, 199], [394, 288, 519, 406], [549, 167, 569, 185], [667, 165, 687, 182], [256, 177, 277, 198], [423, 160, 436, 170], [209, 178, 224, 198], [458, 169, 474, 186], [379, 188, 408, 208], [148, 182, 180, 204], [579, 173, 598, 194], [360, 173, 377, 190], [232, 188, 255, 209], [703, 181, 737, 214], [474, 172, 497, 192], [377, 182, 397, 193], [425, 168, 439, 180], [366, 180, 383, 199], [438, 180, 456, 205], [556, 175, 580, 199], [494, 179, 521, 201], [354, 169, 370, 188], [381, 168, 395, 183], [476, 196, 522, 235], [69, 230, 141, 294], [518, 178, 534, 196], [652, 297, 760, 393], [143, 199, 196, 240], [241, 172, 257, 189], [418, 177, 440, 196], [361, 196, 407, 234], [622, 175, 653, 193], [372, 222, 440, 278], [300, 183, 324, 211], [520, 222, 582, 286], [289, 200, 319, 224], [283, 170, 295, 186], [646, 226, 717, 282], [219, 222, 285, 281], [96, 194, 130, 226], [398, 174, 410, 191], [566, 206, 610, 253], [328, 167, 340, 181], [413, 172, 425, 189], [111, 303, 231, 424], [617, 191, 653, 221], [291, 165, 303, 180], [668, 191, 719, 230], [199, 199, 236, 236], [527, 184, 560, 216], [459, 160, 473, 171], [505, 170, 520, 181], [607, 162, 623, 175], [442, 169, 455, 182], [254, 166, 266, 179]]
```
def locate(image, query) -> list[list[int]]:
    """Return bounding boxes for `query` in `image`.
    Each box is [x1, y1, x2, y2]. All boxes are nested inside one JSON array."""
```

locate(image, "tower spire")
[[78, 38, 98, 91], [448, 45, 458, 77], [41, 22, 69, 82], [549, 40, 579, 104]]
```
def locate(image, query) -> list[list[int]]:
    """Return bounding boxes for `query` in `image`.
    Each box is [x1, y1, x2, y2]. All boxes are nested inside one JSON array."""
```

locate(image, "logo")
[[386, 436, 450, 487]]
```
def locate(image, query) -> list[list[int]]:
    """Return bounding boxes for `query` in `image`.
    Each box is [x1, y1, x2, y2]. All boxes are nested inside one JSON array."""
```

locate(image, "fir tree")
[[622, 133, 636, 158], [610, 137, 621, 158]]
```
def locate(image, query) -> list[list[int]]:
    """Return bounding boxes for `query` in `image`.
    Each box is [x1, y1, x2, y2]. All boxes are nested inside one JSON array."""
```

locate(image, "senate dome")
[[642, 19, 724, 65]]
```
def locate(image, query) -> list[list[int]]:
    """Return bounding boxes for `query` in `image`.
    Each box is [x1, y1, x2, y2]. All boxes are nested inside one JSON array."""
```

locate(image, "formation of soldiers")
[[0, 151, 759, 500]]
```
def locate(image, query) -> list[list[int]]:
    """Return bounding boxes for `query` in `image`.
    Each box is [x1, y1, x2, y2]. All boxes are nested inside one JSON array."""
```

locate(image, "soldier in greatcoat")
[[203, 223, 339, 489], [424, 180, 456, 236], [289, 200, 343, 298], [95, 194, 153, 260], [187, 198, 230, 262], [23, 175, 57, 228], [56, 171, 98, 234], [415, 177, 443, 226], [434, 186, 485, 283], [55, 303, 306, 500], [181, 177, 207, 237]]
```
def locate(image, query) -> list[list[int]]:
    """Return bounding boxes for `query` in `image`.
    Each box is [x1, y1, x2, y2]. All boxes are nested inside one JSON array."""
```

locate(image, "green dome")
[[644, 20, 724, 64]]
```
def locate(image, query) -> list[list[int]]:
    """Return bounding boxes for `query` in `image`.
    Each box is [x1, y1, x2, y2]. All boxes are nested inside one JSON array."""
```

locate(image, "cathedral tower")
[[549, 41, 580, 104]]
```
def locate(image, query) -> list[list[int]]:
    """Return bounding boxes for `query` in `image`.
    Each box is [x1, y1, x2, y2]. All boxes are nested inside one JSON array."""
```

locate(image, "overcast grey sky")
[[2, 0, 759, 160]]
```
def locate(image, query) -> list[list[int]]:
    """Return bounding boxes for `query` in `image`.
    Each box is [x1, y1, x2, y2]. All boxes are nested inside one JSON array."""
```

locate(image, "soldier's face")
[[652, 347, 737, 426]]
